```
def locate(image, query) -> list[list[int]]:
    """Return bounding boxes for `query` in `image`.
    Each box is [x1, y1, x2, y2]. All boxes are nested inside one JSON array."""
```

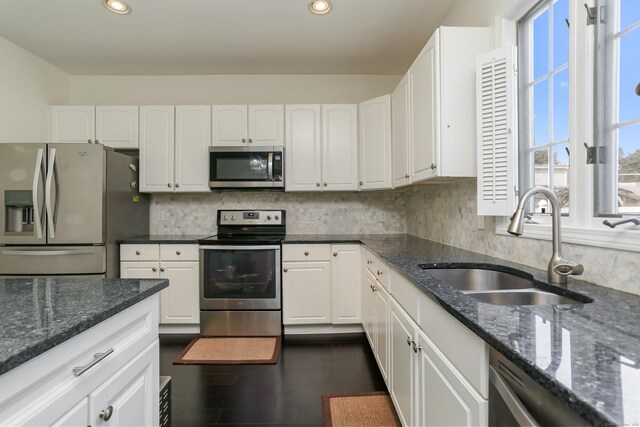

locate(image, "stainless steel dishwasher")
[[489, 347, 588, 426]]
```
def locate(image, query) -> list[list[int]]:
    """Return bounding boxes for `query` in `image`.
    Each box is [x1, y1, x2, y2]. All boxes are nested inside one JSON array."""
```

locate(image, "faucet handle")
[[553, 260, 584, 276]]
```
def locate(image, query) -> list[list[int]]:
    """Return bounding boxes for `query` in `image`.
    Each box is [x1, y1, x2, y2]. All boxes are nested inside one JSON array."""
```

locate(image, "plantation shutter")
[[476, 46, 519, 216]]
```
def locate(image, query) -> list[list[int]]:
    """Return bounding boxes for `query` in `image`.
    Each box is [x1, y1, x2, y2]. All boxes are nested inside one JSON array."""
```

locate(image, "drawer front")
[[120, 244, 160, 261], [389, 268, 419, 322], [282, 244, 331, 262], [419, 293, 488, 398], [160, 244, 198, 261]]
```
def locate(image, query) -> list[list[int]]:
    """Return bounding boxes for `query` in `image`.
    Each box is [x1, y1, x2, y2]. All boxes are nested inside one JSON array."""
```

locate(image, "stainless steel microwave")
[[209, 146, 284, 189]]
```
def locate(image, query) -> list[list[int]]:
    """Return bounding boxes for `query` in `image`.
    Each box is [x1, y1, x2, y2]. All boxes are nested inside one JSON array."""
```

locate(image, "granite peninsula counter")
[[284, 234, 640, 426]]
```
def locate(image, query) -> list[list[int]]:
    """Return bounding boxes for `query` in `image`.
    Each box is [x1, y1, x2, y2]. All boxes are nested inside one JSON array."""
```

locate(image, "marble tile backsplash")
[[405, 179, 640, 296], [150, 191, 407, 236]]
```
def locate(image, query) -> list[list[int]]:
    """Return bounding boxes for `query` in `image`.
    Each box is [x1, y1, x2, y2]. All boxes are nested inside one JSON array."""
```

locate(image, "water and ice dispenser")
[[4, 190, 35, 234]]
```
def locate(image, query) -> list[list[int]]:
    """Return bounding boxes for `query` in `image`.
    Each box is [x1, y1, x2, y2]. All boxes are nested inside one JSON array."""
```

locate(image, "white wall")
[[70, 74, 401, 105], [441, 0, 516, 27], [0, 36, 70, 143]]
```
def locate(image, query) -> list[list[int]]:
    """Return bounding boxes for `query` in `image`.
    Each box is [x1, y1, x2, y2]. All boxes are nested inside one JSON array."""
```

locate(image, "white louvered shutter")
[[476, 46, 519, 216]]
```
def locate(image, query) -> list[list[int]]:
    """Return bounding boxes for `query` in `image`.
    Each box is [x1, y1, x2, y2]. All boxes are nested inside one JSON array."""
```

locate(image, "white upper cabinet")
[[392, 74, 411, 188], [285, 105, 322, 191], [175, 105, 211, 192], [359, 95, 392, 190], [322, 104, 358, 191], [95, 106, 139, 149], [406, 27, 490, 183], [139, 106, 175, 193], [212, 105, 283, 147], [249, 105, 284, 146], [52, 106, 139, 149]]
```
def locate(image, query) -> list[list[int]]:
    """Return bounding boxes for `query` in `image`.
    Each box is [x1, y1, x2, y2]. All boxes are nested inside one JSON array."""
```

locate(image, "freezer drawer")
[[0, 246, 106, 275]]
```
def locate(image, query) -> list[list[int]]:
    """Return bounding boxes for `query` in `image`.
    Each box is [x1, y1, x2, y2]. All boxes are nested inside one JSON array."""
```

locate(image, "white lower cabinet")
[[120, 244, 200, 325], [390, 298, 419, 427], [373, 277, 390, 385], [362, 266, 376, 347], [282, 244, 361, 326], [0, 296, 159, 427]]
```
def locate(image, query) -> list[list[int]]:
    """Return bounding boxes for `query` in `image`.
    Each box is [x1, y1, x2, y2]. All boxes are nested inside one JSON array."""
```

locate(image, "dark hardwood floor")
[[160, 333, 387, 426]]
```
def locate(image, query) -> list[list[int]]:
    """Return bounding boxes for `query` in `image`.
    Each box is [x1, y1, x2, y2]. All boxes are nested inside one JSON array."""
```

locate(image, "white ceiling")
[[0, 0, 456, 75]]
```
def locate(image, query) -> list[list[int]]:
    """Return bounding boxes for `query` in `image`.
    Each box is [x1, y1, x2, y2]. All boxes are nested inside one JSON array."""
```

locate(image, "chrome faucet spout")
[[507, 186, 583, 284]]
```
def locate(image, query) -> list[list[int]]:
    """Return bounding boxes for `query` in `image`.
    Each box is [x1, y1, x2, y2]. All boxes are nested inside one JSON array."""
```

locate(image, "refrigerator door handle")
[[45, 148, 56, 239], [32, 148, 44, 239]]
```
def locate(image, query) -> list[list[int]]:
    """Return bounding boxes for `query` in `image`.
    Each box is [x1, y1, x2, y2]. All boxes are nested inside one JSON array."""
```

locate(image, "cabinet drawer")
[[365, 253, 389, 290], [389, 268, 419, 322], [160, 244, 198, 261], [419, 293, 488, 398], [120, 244, 159, 261], [282, 244, 331, 262]]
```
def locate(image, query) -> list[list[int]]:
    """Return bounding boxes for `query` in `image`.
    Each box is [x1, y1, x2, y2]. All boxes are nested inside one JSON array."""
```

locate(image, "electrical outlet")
[[477, 216, 485, 230], [378, 211, 386, 222]]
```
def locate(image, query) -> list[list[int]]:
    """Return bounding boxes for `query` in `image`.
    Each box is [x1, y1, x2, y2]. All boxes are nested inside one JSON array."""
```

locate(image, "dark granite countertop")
[[0, 277, 168, 376], [284, 234, 640, 426], [118, 234, 212, 244]]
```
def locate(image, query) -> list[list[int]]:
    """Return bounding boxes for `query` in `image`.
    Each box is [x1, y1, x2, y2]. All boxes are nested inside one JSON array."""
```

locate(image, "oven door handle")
[[267, 152, 273, 182], [200, 245, 281, 251]]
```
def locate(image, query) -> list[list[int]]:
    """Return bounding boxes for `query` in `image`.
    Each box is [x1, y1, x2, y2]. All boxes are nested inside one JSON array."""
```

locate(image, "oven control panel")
[[218, 210, 285, 226]]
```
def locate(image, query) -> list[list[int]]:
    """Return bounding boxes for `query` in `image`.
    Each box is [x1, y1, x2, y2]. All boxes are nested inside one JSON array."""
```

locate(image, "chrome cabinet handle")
[[167, 183, 172, 188], [87, 139, 92, 144], [333, 252, 337, 257], [377, 270, 383, 276], [160, 267, 165, 272], [242, 138, 247, 143], [316, 183, 320, 187], [367, 260, 372, 264], [323, 182, 328, 187], [407, 337, 412, 346], [95, 139, 100, 144], [359, 181, 364, 185], [135, 250, 140, 255], [405, 174, 410, 178], [100, 405, 114, 421], [304, 251, 309, 256], [283, 267, 288, 272], [412, 341, 421, 353], [176, 250, 181, 255], [72, 348, 114, 376], [248, 138, 253, 143], [152, 267, 158, 272], [175, 183, 180, 188], [430, 163, 437, 170]]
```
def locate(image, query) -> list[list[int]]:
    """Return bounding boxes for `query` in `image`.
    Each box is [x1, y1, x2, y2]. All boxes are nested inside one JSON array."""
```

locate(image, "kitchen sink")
[[419, 266, 591, 306]]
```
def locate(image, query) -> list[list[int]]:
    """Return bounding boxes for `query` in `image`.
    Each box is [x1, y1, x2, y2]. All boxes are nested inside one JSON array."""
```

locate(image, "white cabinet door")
[[282, 261, 331, 325], [322, 105, 358, 191], [51, 106, 95, 143], [212, 105, 247, 146], [417, 331, 487, 427], [95, 106, 139, 149], [89, 341, 158, 427], [363, 271, 376, 349], [159, 262, 199, 324], [359, 95, 392, 190], [52, 398, 88, 427], [174, 105, 211, 193], [330, 244, 361, 324], [410, 31, 439, 183], [285, 105, 322, 191], [248, 105, 284, 147], [374, 282, 390, 385], [392, 74, 411, 188], [390, 298, 417, 427], [139, 106, 175, 193], [120, 261, 160, 279]]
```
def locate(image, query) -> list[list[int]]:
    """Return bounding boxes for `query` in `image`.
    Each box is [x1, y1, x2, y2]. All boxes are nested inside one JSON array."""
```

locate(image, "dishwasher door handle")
[[489, 366, 540, 427]]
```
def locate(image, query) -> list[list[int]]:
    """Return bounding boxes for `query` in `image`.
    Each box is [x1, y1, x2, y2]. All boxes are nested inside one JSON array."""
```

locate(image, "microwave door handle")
[[268, 152, 273, 182], [32, 148, 44, 239]]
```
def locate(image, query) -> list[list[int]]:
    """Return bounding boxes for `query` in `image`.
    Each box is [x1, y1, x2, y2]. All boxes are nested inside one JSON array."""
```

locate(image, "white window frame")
[[494, 0, 640, 253]]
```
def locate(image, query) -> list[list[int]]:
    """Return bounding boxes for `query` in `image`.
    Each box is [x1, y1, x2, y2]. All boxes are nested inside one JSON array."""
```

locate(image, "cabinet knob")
[[333, 252, 337, 257], [167, 183, 172, 188], [377, 270, 383, 276], [175, 183, 180, 188], [316, 183, 321, 187], [304, 251, 309, 256], [152, 267, 157, 272], [135, 250, 140, 255], [283, 267, 288, 272], [407, 336, 412, 346], [87, 139, 92, 144], [100, 405, 114, 421], [95, 139, 100, 144], [367, 260, 372, 264], [160, 267, 165, 272], [176, 250, 181, 255], [242, 138, 247, 143], [248, 138, 253, 143], [430, 163, 437, 170], [323, 182, 328, 187], [413, 342, 421, 353], [405, 174, 410, 178], [359, 181, 364, 186]]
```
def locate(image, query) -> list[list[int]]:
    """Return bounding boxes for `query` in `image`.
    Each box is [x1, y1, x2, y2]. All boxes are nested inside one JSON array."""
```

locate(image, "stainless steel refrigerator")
[[0, 143, 149, 278]]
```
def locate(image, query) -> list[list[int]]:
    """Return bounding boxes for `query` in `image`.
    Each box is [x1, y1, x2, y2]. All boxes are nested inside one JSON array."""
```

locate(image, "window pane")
[[533, 8, 550, 80], [534, 79, 550, 146], [619, 28, 640, 124], [554, 145, 570, 214], [533, 149, 551, 213], [552, 0, 569, 68], [553, 69, 570, 141], [618, 123, 640, 213], [620, 0, 640, 32]]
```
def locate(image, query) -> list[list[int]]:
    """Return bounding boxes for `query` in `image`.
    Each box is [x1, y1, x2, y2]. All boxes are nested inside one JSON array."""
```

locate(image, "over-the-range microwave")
[[209, 146, 284, 189]]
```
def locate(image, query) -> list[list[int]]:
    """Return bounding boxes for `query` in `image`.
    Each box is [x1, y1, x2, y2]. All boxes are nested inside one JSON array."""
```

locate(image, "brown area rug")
[[173, 336, 281, 365], [322, 392, 401, 427]]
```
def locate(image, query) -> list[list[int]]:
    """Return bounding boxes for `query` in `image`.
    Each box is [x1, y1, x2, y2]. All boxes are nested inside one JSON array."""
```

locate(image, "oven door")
[[209, 147, 281, 188], [200, 245, 281, 310]]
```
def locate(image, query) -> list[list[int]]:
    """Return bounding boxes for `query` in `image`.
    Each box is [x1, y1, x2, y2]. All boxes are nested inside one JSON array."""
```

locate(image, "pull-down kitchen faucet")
[[507, 186, 584, 284]]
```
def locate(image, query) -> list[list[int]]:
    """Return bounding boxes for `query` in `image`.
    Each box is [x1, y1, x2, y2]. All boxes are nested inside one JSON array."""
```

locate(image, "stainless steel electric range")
[[198, 210, 285, 336]]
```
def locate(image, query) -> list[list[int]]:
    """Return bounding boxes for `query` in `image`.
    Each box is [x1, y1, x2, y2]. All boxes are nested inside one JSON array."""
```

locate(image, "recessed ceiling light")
[[309, 0, 332, 15], [103, 0, 131, 15]]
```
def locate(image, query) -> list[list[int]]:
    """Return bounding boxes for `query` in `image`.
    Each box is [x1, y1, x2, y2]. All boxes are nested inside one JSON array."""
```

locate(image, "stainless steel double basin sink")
[[419, 266, 592, 306]]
